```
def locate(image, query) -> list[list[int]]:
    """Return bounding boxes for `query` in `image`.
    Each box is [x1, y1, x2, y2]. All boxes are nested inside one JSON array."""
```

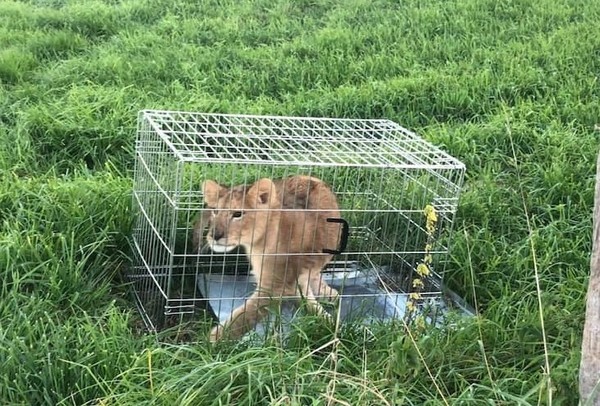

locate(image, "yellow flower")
[[412, 279, 424, 289], [424, 205, 438, 224], [410, 292, 421, 300], [416, 263, 430, 277]]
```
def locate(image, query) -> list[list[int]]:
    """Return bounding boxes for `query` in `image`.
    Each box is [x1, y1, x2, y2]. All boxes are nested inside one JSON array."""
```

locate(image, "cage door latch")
[[322, 218, 349, 255]]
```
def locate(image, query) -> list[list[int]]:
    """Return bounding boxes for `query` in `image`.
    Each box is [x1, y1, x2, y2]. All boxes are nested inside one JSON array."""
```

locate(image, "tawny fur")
[[197, 175, 341, 342]]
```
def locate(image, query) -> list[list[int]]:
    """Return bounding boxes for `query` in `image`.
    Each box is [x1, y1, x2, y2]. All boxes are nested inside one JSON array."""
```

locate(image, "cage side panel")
[[164, 162, 461, 331], [129, 115, 181, 330]]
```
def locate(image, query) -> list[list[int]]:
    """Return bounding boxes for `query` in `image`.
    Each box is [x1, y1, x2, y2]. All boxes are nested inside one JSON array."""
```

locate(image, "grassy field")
[[1, 0, 599, 404]]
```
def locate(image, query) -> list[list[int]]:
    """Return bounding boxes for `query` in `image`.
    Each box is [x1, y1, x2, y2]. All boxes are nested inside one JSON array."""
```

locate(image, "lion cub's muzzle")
[[207, 225, 239, 253]]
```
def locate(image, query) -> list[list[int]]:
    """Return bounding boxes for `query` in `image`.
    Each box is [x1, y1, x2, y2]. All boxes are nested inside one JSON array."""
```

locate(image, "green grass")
[[1, 0, 598, 404]]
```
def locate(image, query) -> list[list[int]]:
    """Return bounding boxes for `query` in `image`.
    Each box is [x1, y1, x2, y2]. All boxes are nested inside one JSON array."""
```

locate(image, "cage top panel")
[[139, 110, 465, 170]]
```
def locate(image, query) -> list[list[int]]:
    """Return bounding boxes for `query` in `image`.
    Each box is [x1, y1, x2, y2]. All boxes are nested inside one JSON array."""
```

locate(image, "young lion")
[[199, 175, 342, 342]]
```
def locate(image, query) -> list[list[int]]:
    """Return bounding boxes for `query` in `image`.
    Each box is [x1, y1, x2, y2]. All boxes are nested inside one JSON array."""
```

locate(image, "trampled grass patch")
[[1, 0, 599, 404]]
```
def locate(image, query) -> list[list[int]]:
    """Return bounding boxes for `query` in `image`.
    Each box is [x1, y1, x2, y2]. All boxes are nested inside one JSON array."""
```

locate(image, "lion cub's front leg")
[[210, 274, 338, 342], [209, 292, 272, 342], [297, 271, 338, 320], [310, 274, 339, 300]]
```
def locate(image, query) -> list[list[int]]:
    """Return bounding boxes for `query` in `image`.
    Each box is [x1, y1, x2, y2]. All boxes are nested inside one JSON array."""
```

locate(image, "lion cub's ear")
[[202, 180, 224, 207], [247, 178, 277, 208]]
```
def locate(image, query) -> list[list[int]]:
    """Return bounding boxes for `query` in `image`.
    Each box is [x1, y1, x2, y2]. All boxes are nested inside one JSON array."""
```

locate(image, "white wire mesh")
[[130, 110, 466, 335]]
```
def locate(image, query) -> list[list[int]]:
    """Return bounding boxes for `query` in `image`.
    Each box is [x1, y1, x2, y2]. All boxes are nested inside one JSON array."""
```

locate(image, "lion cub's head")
[[202, 178, 279, 253]]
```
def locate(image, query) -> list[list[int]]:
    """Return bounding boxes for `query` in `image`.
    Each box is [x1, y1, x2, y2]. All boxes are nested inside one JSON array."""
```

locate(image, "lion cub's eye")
[[231, 211, 243, 219]]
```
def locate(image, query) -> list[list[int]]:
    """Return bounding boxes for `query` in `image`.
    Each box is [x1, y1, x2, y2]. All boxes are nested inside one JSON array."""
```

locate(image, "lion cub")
[[199, 175, 342, 342]]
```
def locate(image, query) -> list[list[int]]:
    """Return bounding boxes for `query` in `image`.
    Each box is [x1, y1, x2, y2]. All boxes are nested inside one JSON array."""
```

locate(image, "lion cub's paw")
[[323, 286, 340, 301], [209, 325, 223, 343]]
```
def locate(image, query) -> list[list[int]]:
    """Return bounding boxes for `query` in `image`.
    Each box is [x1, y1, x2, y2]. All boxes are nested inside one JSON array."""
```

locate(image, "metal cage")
[[129, 110, 466, 336]]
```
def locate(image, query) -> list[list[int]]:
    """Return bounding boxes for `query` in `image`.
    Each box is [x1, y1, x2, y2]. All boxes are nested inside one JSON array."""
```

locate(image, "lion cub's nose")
[[212, 230, 224, 241]]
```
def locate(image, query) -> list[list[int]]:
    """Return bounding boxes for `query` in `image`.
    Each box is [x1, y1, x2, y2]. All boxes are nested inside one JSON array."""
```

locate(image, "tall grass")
[[0, 0, 598, 404]]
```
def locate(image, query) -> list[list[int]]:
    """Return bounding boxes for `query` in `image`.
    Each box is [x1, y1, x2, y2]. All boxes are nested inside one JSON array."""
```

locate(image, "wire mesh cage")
[[129, 110, 466, 340]]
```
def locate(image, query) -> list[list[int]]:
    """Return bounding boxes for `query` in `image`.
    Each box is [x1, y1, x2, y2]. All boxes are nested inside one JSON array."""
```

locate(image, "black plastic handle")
[[322, 217, 349, 255]]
